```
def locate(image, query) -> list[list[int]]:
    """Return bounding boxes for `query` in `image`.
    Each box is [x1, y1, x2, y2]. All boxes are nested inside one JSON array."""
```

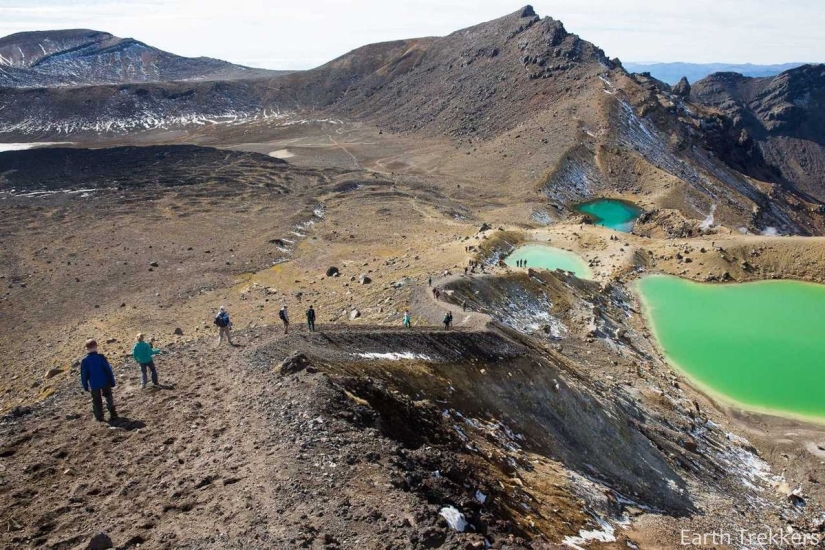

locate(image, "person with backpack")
[[279, 305, 290, 334], [131, 333, 161, 389], [306, 305, 316, 332], [214, 306, 234, 346], [80, 339, 118, 422], [403, 309, 411, 328], [443, 311, 453, 330]]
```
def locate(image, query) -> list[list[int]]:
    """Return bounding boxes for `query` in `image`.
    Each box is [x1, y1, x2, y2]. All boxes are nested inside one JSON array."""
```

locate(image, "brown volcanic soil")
[[1, 327, 596, 549], [2, 142, 825, 548], [2, 8, 825, 550]]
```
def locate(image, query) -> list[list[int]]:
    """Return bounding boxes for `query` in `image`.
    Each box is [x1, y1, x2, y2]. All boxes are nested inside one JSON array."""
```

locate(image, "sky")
[[0, 0, 822, 70]]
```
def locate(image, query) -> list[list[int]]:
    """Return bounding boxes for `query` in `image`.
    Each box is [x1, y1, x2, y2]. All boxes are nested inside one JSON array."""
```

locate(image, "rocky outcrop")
[[279, 352, 312, 375], [672, 76, 691, 97], [691, 64, 825, 202]]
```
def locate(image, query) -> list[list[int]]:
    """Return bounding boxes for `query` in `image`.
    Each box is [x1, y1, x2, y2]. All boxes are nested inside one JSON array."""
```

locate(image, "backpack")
[[214, 313, 228, 327], [279, 309, 287, 321]]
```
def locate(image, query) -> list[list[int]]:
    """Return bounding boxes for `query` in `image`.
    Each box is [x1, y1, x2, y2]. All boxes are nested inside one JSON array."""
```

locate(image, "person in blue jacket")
[[80, 339, 118, 422], [131, 333, 161, 389]]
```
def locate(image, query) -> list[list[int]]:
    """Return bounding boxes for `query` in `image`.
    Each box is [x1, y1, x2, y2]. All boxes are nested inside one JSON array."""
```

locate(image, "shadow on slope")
[[247, 327, 695, 517]]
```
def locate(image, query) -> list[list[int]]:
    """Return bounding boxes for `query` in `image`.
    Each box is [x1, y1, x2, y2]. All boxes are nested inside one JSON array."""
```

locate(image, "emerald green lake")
[[638, 275, 825, 419], [506, 244, 593, 279], [575, 199, 643, 232]]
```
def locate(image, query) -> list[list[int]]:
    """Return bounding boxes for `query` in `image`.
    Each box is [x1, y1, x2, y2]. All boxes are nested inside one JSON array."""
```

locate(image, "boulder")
[[45, 367, 63, 379], [149, 261, 159, 267], [359, 274, 372, 285], [87, 533, 114, 550], [787, 489, 805, 507], [279, 352, 311, 375], [350, 309, 361, 320], [478, 223, 492, 232], [173, 327, 184, 336], [325, 266, 340, 277], [673, 76, 691, 97]]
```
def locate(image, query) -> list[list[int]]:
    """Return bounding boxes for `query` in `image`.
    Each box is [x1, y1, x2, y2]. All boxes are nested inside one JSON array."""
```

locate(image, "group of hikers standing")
[[514, 259, 528, 267], [80, 272, 467, 421], [214, 303, 317, 344]]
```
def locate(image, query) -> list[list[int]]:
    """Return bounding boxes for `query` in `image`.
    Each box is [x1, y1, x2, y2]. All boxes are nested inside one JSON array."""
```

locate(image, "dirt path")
[[1, 325, 518, 549], [424, 273, 493, 331], [1, 335, 270, 548], [323, 130, 362, 170]]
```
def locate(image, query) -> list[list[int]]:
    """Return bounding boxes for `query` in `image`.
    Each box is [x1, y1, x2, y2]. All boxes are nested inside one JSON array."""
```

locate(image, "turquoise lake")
[[575, 199, 643, 232], [506, 244, 593, 279]]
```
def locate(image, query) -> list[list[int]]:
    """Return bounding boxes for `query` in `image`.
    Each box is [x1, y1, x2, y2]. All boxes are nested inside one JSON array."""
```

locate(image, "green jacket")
[[132, 341, 160, 364]]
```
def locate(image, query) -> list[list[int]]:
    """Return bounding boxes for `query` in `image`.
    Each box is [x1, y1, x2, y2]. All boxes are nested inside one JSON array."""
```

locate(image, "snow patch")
[[439, 506, 467, 532], [356, 352, 432, 361], [0, 141, 71, 152], [563, 516, 616, 549]]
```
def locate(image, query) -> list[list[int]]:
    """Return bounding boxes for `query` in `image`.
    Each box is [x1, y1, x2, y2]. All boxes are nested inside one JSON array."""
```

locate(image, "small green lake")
[[575, 199, 643, 232], [506, 244, 593, 279], [638, 275, 825, 420]]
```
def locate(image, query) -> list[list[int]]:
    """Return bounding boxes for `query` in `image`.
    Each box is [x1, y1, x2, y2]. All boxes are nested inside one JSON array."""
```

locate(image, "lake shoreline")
[[634, 274, 825, 425]]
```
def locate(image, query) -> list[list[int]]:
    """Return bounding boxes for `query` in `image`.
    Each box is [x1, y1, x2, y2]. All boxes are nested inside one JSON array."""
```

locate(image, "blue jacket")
[[80, 352, 116, 391]]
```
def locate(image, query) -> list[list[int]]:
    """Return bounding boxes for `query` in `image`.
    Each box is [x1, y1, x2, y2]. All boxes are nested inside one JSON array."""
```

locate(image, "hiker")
[[306, 305, 316, 332], [462, 300, 467, 312], [131, 333, 160, 389], [80, 339, 117, 422], [428, 276, 432, 287], [214, 306, 234, 346], [443, 311, 453, 330], [403, 309, 411, 328], [463, 266, 468, 276], [279, 305, 290, 334]]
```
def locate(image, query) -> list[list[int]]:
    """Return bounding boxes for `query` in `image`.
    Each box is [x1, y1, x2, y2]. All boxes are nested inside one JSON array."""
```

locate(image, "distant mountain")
[[0, 29, 281, 88], [1, 8, 824, 235], [297, 5, 616, 138], [624, 62, 808, 85]]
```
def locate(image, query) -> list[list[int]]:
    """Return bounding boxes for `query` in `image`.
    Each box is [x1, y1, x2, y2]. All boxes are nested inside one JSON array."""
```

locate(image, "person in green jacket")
[[132, 333, 161, 389]]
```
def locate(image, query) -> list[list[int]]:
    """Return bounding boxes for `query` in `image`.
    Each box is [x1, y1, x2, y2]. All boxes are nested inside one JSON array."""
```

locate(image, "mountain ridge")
[[1, 7, 825, 235], [0, 28, 282, 88]]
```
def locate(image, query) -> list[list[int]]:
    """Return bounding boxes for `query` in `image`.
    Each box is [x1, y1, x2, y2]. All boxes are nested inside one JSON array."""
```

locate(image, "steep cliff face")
[[692, 65, 825, 203]]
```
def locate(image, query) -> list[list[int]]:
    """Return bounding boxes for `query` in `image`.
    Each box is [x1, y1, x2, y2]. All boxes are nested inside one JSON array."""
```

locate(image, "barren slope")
[[0, 29, 280, 88]]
